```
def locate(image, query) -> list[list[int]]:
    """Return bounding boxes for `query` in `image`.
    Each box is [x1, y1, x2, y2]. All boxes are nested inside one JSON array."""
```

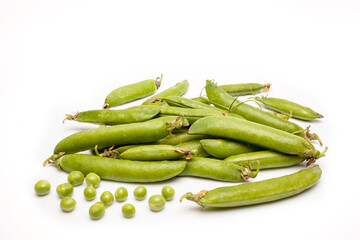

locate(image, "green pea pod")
[[142, 80, 189, 105], [188, 116, 321, 159], [200, 139, 259, 159], [254, 95, 324, 121], [179, 157, 259, 182], [180, 165, 321, 208], [45, 154, 187, 183], [53, 116, 187, 154], [177, 140, 209, 158], [63, 109, 160, 125], [120, 145, 192, 160], [155, 131, 208, 145], [219, 83, 271, 96], [103, 75, 162, 108], [224, 150, 305, 169]]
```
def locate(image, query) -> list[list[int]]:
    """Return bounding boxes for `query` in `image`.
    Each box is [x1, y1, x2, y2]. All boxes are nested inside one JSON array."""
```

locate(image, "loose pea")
[[85, 173, 101, 188], [115, 187, 128, 202], [56, 183, 73, 198], [89, 202, 105, 220], [60, 197, 76, 212], [100, 191, 114, 207], [67, 171, 84, 186], [148, 195, 166, 212], [34, 180, 51, 196], [134, 186, 147, 200], [122, 204, 136, 218], [161, 186, 175, 201], [84, 185, 97, 201]]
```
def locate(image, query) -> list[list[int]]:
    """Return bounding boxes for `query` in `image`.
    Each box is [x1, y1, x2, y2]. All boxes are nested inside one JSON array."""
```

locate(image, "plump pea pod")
[[180, 165, 321, 208], [188, 116, 321, 160], [120, 145, 193, 160], [254, 95, 324, 121], [219, 83, 271, 96], [179, 157, 259, 182], [142, 80, 189, 105], [53, 116, 187, 154], [155, 131, 208, 145], [177, 140, 209, 158], [44, 154, 187, 183], [200, 139, 260, 159], [63, 109, 159, 125], [103, 75, 162, 108], [224, 150, 306, 169]]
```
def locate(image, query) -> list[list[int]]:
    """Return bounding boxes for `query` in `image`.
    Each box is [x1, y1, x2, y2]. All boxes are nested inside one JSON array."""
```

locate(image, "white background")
[[1, 1, 359, 239]]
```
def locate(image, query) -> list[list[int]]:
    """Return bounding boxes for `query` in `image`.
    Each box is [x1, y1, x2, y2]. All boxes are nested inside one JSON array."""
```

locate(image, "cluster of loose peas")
[[34, 170, 175, 219]]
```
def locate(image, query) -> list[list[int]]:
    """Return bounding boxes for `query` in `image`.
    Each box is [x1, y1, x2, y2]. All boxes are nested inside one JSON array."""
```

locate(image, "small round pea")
[[161, 186, 175, 201], [148, 195, 166, 212], [115, 187, 128, 202], [60, 197, 76, 212], [134, 186, 147, 200], [56, 183, 73, 198], [84, 185, 97, 201], [122, 203, 135, 218], [89, 202, 105, 220], [100, 191, 114, 207], [67, 171, 84, 186], [34, 180, 51, 196], [85, 173, 101, 188]]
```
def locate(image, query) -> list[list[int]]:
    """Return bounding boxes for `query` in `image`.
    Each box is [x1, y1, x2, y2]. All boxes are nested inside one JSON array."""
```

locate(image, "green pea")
[[67, 171, 84, 186], [84, 185, 97, 201], [56, 183, 73, 198], [60, 197, 76, 212], [122, 203, 135, 218], [115, 187, 128, 202], [148, 195, 165, 212], [34, 180, 51, 196], [100, 191, 114, 207], [85, 173, 101, 188], [161, 186, 175, 201], [134, 186, 147, 200], [89, 202, 105, 220]]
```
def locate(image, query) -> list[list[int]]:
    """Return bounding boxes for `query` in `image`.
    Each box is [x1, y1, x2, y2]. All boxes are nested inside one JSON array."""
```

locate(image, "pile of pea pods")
[[36, 74, 327, 217]]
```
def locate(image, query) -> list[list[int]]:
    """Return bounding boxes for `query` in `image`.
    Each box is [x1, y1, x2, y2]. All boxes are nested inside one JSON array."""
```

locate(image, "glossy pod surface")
[[181, 165, 321, 208], [200, 139, 259, 159], [56, 154, 187, 182], [220, 83, 271, 96], [142, 80, 189, 105]]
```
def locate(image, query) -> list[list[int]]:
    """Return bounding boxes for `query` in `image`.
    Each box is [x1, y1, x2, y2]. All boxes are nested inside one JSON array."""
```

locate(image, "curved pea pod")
[[180, 165, 321, 208], [63, 109, 160, 125], [142, 80, 189, 105], [120, 145, 193, 160], [45, 154, 187, 183], [177, 140, 209, 158], [224, 150, 305, 169], [179, 157, 259, 182], [53, 116, 187, 154], [200, 139, 259, 159], [155, 131, 208, 145], [254, 95, 324, 121], [103, 75, 162, 108], [219, 83, 271, 96], [188, 116, 322, 159]]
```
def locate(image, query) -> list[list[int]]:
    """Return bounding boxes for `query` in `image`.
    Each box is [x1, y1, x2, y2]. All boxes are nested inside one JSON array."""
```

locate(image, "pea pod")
[[142, 80, 189, 105], [190, 97, 211, 104], [103, 75, 162, 108], [180, 165, 321, 208], [63, 109, 159, 125], [200, 139, 259, 159], [179, 157, 259, 182], [219, 83, 271, 96], [155, 131, 208, 145], [254, 95, 324, 121], [44, 154, 187, 183], [119, 145, 193, 160], [177, 140, 209, 158]]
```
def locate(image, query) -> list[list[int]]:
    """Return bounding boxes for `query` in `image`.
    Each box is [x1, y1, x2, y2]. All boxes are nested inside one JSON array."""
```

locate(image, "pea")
[[56, 183, 73, 198], [115, 187, 128, 202], [34, 180, 51, 196], [100, 191, 114, 207], [67, 171, 84, 186], [148, 195, 165, 212], [89, 202, 105, 220], [161, 186, 175, 201], [122, 203, 135, 218], [60, 197, 76, 212], [134, 186, 147, 200], [85, 173, 101, 188], [84, 185, 97, 201]]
